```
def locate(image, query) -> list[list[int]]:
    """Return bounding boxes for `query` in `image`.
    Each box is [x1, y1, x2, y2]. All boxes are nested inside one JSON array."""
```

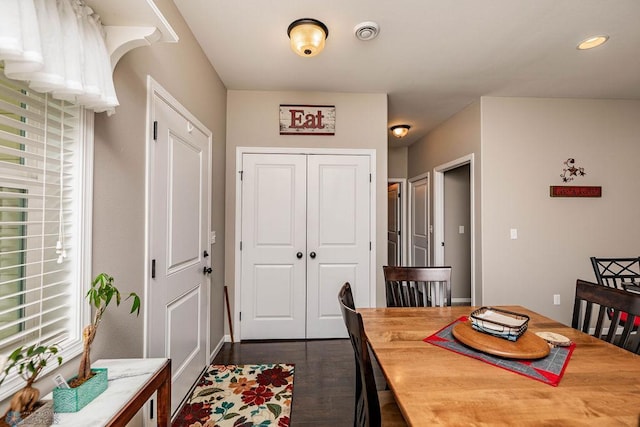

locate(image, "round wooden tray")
[[452, 321, 550, 359]]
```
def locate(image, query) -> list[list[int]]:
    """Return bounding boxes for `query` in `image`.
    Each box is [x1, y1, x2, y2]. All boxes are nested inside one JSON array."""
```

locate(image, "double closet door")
[[240, 153, 371, 339]]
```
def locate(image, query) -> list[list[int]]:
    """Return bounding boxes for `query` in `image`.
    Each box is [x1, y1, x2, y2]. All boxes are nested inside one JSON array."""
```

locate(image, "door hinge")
[[369, 173, 372, 182], [239, 312, 242, 321], [239, 241, 242, 251], [239, 170, 243, 181], [369, 242, 372, 251], [153, 121, 158, 141], [150, 399, 154, 419], [151, 259, 156, 278]]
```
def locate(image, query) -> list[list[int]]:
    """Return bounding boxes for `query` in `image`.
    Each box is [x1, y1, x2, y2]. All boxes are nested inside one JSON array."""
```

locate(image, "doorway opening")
[[434, 154, 475, 305], [387, 179, 406, 266]]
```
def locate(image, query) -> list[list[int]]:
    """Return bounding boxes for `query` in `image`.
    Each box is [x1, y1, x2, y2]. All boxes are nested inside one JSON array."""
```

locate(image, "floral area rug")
[[172, 364, 294, 427]]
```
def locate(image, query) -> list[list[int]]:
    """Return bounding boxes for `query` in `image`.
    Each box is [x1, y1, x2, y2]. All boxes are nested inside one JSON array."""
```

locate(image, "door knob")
[[309, 252, 316, 259], [203, 250, 209, 258], [203, 266, 212, 275], [296, 252, 303, 259]]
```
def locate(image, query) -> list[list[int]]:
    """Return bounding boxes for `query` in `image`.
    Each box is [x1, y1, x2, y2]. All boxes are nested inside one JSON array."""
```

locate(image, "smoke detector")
[[354, 21, 380, 41]]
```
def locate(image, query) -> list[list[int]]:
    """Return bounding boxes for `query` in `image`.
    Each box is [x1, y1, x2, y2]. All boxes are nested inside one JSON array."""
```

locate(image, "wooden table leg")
[[157, 360, 171, 426]]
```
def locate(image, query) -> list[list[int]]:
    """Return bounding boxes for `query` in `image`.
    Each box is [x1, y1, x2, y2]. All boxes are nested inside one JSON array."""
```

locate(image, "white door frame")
[[234, 146, 376, 342], [407, 172, 430, 266], [433, 153, 475, 305], [387, 178, 407, 266]]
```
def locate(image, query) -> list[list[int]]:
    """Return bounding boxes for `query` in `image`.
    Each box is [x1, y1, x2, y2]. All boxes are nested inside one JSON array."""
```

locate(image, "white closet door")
[[240, 154, 307, 339], [306, 155, 371, 338]]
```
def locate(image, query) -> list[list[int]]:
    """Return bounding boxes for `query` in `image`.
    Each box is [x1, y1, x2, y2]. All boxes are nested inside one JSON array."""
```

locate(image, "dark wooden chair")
[[338, 283, 407, 427], [590, 257, 640, 327], [572, 279, 640, 354], [590, 256, 640, 293], [383, 266, 452, 307]]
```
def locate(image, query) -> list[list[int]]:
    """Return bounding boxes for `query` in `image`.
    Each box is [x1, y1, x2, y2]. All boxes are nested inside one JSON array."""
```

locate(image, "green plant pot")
[[53, 368, 108, 413]]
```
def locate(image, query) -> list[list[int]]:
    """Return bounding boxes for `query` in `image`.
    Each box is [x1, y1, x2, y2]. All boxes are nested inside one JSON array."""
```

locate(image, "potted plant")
[[0, 344, 62, 426], [53, 273, 140, 413]]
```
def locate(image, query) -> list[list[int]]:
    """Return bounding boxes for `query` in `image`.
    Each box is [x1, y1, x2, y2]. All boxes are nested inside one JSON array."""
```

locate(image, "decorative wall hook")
[[560, 158, 586, 183]]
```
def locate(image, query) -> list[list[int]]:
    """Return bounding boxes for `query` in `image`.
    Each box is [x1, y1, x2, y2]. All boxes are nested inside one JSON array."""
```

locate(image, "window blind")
[[0, 71, 82, 357]]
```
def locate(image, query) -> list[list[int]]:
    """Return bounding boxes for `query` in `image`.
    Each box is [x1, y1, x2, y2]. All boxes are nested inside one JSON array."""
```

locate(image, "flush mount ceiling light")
[[287, 18, 329, 57], [390, 124, 410, 138], [354, 21, 380, 41], [577, 35, 609, 50]]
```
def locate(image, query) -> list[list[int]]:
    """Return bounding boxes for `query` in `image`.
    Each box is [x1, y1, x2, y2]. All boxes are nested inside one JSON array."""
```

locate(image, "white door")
[[240, 154, 307, 339], [387, 183, 401, 266], [147, 85, 210, 414], [240, 153, 371, 339], [306, 155, 370, 338], [409, 176, 429, 266]]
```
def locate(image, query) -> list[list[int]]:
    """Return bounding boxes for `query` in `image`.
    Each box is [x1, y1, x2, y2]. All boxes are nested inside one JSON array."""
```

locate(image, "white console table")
[[45, 358, 171, 427]]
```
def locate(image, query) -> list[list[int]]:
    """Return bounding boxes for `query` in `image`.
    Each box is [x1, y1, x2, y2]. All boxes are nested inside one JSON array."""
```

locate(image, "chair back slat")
[[572, 279, 640, 354], [339, 282, 382, 427], [383, 266, 452, 307], [590, 257, 640, 292]]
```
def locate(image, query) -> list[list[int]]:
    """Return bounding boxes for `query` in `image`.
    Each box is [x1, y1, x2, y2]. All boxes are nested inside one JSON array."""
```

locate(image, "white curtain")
[[0, 0, 118, 114]]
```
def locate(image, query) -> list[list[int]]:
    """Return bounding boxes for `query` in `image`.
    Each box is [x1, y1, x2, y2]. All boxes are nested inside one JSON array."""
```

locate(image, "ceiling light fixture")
[[287, 18, 329, 57], [577, 35, 609, 50], [390, 125, 410, 138]]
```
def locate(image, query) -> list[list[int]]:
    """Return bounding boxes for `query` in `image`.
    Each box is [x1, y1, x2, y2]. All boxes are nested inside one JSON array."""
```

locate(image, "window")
[[0, 69, 92, 398]]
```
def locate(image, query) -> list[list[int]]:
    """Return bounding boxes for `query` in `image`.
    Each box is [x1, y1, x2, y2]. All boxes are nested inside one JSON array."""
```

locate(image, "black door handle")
[[296, 252, 303, 259], [203, 266, 212, 275], [309, 252, 316, 259], [203, 250, 209, 258]]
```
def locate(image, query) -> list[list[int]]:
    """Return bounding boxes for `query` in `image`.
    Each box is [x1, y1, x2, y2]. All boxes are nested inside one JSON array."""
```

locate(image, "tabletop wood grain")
[[359, 306, 640, 426]]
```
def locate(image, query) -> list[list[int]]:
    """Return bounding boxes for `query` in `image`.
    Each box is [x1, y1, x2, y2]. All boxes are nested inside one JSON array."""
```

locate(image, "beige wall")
[[224, 90, 389, 323], [91, 0, 227, 363], [388, 146, 408, 178], [407, 101, 482, 300], [481, 97, 640, 324]]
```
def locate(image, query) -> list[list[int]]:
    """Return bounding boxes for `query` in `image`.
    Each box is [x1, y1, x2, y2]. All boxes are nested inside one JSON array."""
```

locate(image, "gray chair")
[[383, 266, 452, 307], [572, 279, 640, 354], [338, 283, 407, 427]]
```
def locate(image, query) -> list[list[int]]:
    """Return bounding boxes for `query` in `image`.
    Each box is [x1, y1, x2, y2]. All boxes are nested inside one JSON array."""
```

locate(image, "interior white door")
[[410, 176, 429, 266], [387, 183, 401, 266], [306, 155, 370, 338], [148, 91, 210, 414], [240, 154, 307, 339]]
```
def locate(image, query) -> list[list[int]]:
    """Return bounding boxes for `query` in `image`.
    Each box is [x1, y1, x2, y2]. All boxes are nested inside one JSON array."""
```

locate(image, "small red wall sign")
[[279, 104, 335, 135], [549, 186, 602, 197]]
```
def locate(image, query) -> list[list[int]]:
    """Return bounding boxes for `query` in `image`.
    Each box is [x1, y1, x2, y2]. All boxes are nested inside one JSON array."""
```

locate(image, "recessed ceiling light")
[[577, 35, 609, 50]]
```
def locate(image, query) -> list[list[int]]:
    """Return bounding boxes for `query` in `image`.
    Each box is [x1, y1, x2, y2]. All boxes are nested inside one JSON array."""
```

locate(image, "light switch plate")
[[210, 231, 216, 244], [510, 228, 518, 239], [459, 225, 465, 234]]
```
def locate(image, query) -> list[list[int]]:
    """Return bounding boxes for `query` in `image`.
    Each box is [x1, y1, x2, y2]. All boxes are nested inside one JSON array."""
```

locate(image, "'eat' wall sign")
[[279, 104, 335, 135]]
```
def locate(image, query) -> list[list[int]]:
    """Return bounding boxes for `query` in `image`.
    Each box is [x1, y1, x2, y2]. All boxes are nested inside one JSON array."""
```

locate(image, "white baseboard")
[[209, 336, 225, 362]]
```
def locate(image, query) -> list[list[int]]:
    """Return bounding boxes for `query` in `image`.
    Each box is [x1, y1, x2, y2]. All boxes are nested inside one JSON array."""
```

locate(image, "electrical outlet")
[[553, 294, 561, 305]]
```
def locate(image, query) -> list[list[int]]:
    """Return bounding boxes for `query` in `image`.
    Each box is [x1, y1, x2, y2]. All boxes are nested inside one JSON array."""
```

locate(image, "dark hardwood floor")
[[212, 339, 368, 427]]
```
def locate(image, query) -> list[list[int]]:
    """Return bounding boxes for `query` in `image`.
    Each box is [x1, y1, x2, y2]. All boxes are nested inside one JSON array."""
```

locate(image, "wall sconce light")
[[390, 124, 410, 138], [287, 18, 329, 57]]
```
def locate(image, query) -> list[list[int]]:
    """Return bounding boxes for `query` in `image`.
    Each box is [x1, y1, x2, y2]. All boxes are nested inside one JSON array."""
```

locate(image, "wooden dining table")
[[359, 305, 640, 426]]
